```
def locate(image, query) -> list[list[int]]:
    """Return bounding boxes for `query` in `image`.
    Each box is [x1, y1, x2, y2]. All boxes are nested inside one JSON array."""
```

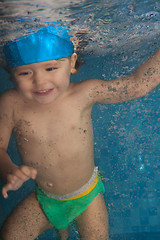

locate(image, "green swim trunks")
[[36, 169, 105, 230]]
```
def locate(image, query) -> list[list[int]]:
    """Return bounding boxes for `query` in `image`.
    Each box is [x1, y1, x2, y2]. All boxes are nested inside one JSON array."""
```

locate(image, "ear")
[[70, 53, 77, 74]]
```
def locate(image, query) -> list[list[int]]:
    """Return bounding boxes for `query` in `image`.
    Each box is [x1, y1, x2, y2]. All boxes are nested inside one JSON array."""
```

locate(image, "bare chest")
[[13, 104, 93, 153]]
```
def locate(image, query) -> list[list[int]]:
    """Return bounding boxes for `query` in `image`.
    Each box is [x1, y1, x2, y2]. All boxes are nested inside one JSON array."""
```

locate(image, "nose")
[[32, 71, 46, 87]]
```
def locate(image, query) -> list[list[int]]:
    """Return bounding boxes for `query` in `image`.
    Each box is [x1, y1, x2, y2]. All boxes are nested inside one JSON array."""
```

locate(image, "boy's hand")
[[2, 165, 37, 199]]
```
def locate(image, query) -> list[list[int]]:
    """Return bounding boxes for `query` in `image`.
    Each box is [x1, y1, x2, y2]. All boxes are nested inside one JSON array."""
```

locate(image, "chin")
[[35, 96, 57, 105]]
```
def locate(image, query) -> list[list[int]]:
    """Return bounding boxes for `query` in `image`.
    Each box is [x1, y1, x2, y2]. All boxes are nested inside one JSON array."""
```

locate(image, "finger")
[[7, 175, 16, 185], [20, 166, 37, 179], [11, 169, 29, 181], [2, 188, 8, 198], [2, 183, 13, 198], [31, 168, 37, 179]]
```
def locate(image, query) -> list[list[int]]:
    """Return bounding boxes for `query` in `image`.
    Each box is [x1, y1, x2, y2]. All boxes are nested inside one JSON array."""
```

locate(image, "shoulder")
[[0, 88, 20, 106], [70, 78, 106, 104], [0, 89, 23, 117], [70, 78, 102, 94], [0, 88, 19, 97]]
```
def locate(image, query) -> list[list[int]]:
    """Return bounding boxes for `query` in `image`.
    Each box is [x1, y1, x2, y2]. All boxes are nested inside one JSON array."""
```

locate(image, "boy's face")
[[11, 54, 77, 105]]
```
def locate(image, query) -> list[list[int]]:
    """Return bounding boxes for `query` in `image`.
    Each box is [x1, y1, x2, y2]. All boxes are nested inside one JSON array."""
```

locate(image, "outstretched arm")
[[83, 49, 160, 105]]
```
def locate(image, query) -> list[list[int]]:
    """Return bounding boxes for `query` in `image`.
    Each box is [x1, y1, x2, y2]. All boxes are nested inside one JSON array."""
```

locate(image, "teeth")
[[38, 90, 48, 93]]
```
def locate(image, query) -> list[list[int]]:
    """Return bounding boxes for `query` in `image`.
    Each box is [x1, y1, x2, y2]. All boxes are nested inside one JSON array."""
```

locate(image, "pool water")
[[0, 0, 160, 239]]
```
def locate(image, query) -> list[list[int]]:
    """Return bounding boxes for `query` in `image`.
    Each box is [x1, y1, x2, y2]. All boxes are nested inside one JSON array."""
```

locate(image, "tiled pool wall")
[[92, 91, 160, 235], [0, 40, 160, 238]]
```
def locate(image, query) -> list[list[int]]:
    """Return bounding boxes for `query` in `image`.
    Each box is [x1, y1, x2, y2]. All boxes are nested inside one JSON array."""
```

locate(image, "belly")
[[19, 140, 95, 194], [36, 157, 95, 194]]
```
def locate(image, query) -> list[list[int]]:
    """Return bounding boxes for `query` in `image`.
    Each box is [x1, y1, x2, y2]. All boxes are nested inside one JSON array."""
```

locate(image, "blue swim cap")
[[3, 25, 74, 68]]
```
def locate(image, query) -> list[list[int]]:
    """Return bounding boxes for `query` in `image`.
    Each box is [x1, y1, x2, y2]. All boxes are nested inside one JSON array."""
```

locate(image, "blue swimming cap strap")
[[3, 26, 74, 68]]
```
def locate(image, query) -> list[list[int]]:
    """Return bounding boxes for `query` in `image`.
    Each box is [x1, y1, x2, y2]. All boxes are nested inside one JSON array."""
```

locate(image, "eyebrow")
[[12, 67, 30, 73]]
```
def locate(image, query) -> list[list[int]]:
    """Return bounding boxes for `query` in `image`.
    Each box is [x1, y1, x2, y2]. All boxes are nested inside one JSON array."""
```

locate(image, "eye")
[[18, 71, 31, 76], [46, 67, 57, 72]]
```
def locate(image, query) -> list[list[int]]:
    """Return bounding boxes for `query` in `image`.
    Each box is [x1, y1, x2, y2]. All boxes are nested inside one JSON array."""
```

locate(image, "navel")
[[47, 182, 53, 187]]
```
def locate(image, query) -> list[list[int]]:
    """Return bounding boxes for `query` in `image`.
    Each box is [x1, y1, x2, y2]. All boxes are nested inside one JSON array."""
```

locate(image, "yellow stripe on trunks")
[[61, 174, 99, 201]]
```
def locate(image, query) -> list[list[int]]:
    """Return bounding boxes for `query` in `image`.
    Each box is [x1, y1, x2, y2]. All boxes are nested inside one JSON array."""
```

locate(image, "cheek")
[[61, 77, 70, 90], [55, 72, 70, 89], [17, 81, 31, 90], [16, 81, 32, 96]]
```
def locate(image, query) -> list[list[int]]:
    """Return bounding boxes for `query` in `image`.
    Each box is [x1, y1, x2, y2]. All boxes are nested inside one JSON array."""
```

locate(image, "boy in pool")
[[0, 25, 160, 240]]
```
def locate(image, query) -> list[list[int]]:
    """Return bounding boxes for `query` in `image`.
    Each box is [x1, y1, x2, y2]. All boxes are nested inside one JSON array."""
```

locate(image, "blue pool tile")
[[150, 225, 158, 232], [122, 209, 131, 217], [141, 225, 150, 232], [140, 216, 149, 225], [122, 225, 132, 233], [123, 217, 131, 227], [139, 207, 148, 216], [112, 210, 123, 218], [157, 225, 160, 232], [131, 226, 140, 232], [130, 190, 141, 199], [157, 198, 160, 206], [155, 181, 160, 190], [131, 216, 140, 226], [149, 207, 157, 216], [130, 208, 139, 217], [156, 191, 160, 197], [148, 197, 157, 207], [148, 191, 157, 199], [149, 216, 158, 226], [112, 193, 122, 200], [129, 199, 139, 208]]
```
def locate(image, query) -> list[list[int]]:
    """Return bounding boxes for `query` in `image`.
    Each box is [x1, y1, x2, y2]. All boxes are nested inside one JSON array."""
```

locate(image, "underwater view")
[[0, 0, 160, 239]]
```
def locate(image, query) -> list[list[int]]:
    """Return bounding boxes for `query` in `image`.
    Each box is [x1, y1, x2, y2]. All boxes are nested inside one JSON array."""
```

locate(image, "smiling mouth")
[[34, 89, 54, 96]]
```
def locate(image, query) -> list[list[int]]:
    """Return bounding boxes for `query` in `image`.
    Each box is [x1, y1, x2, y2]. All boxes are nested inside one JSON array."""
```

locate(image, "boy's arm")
[[84, 49, 160, 104], [0, 92, 17, 182], [0, 150, 18, 183], [0, 91, 37, 198]]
